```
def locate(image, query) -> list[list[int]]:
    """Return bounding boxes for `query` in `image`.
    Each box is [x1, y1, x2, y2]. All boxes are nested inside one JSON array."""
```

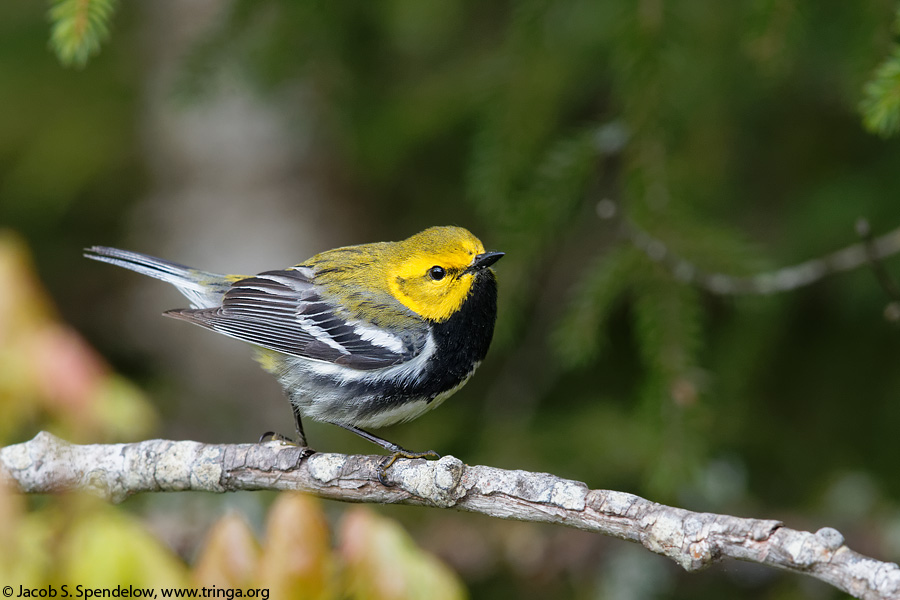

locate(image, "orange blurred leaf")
[[193, 511, 261, 588], [258, 493, 336, 600], [339, 507, 466, 600]]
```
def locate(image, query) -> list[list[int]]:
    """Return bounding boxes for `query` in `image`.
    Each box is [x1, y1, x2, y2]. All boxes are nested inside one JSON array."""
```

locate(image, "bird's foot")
[[258, 431, 316, 460], [377, 448, 441, 486]]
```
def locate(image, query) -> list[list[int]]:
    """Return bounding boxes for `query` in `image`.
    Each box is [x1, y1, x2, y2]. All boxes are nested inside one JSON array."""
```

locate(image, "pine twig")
[[614, 208, 900, 296], [48, 0, 118, 68], [2, 432, 899, 599], [857, 218, 900, 303]]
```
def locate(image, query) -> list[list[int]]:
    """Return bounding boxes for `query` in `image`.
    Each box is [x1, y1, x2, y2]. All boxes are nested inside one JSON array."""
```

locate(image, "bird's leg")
[[292, 403, 308, 447], [330, 422, 440, 486]]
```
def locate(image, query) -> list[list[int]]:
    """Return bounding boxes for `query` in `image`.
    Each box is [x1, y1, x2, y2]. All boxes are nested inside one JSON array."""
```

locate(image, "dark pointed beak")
[[467, 251, 504, 273]]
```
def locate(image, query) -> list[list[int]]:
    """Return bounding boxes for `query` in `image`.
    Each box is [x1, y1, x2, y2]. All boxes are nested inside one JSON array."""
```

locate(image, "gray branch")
[[2, 432, 899, 599], [605, 200, 900, 296]]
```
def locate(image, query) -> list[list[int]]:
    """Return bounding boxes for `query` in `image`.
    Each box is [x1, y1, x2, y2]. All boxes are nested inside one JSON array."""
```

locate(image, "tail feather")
[[84, 246, 197, 281], [84, 246, 232, 309]]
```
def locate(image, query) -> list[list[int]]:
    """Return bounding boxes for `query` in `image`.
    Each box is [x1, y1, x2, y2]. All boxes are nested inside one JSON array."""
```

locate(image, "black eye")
[[428, 266, 446, 281]]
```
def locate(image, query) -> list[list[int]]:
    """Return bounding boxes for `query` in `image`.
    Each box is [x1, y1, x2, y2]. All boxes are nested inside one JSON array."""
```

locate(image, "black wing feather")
[[164, 268, 423, 370]]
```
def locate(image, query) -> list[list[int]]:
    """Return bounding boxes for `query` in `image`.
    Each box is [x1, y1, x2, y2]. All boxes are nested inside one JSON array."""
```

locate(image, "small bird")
[[85, 226, 502, 482]]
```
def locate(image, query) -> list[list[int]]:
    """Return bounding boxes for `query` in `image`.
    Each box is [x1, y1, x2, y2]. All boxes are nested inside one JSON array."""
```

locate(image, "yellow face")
[[387, 227, 487, 322]]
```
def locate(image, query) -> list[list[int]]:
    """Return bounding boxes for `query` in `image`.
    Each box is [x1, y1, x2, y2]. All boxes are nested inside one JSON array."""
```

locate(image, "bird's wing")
[[164, 267, 424, 370]]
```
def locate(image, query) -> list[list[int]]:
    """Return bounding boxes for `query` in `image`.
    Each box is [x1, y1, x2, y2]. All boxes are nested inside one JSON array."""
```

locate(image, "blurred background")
[[2, 1, 900, 598]]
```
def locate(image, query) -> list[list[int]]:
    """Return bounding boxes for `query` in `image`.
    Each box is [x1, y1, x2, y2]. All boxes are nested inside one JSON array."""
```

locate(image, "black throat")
[[424, 269, 498, 400]]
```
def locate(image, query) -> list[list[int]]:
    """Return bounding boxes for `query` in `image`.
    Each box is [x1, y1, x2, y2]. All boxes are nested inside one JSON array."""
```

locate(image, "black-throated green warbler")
[[85, 226, 503, 482]]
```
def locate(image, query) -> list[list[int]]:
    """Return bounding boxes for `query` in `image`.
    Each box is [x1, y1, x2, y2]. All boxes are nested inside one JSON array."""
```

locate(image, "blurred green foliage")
[[861, 6, 900, 137], [48, 0, 118, 68], [862, 43, 900, 137], [6, 0, 900, 598]]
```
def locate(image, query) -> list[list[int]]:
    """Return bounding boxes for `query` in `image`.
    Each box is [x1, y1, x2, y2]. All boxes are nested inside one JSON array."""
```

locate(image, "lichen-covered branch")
[[2, 432, 898, 599]]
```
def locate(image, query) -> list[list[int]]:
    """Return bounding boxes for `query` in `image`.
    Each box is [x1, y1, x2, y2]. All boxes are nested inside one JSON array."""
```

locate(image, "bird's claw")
[[258, 431, 297, 444], [258, 431, 316, 461]]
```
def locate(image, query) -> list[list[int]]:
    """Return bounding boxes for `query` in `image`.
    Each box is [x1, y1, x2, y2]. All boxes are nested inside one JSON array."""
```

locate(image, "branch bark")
[[2, 432, 898, 599]]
